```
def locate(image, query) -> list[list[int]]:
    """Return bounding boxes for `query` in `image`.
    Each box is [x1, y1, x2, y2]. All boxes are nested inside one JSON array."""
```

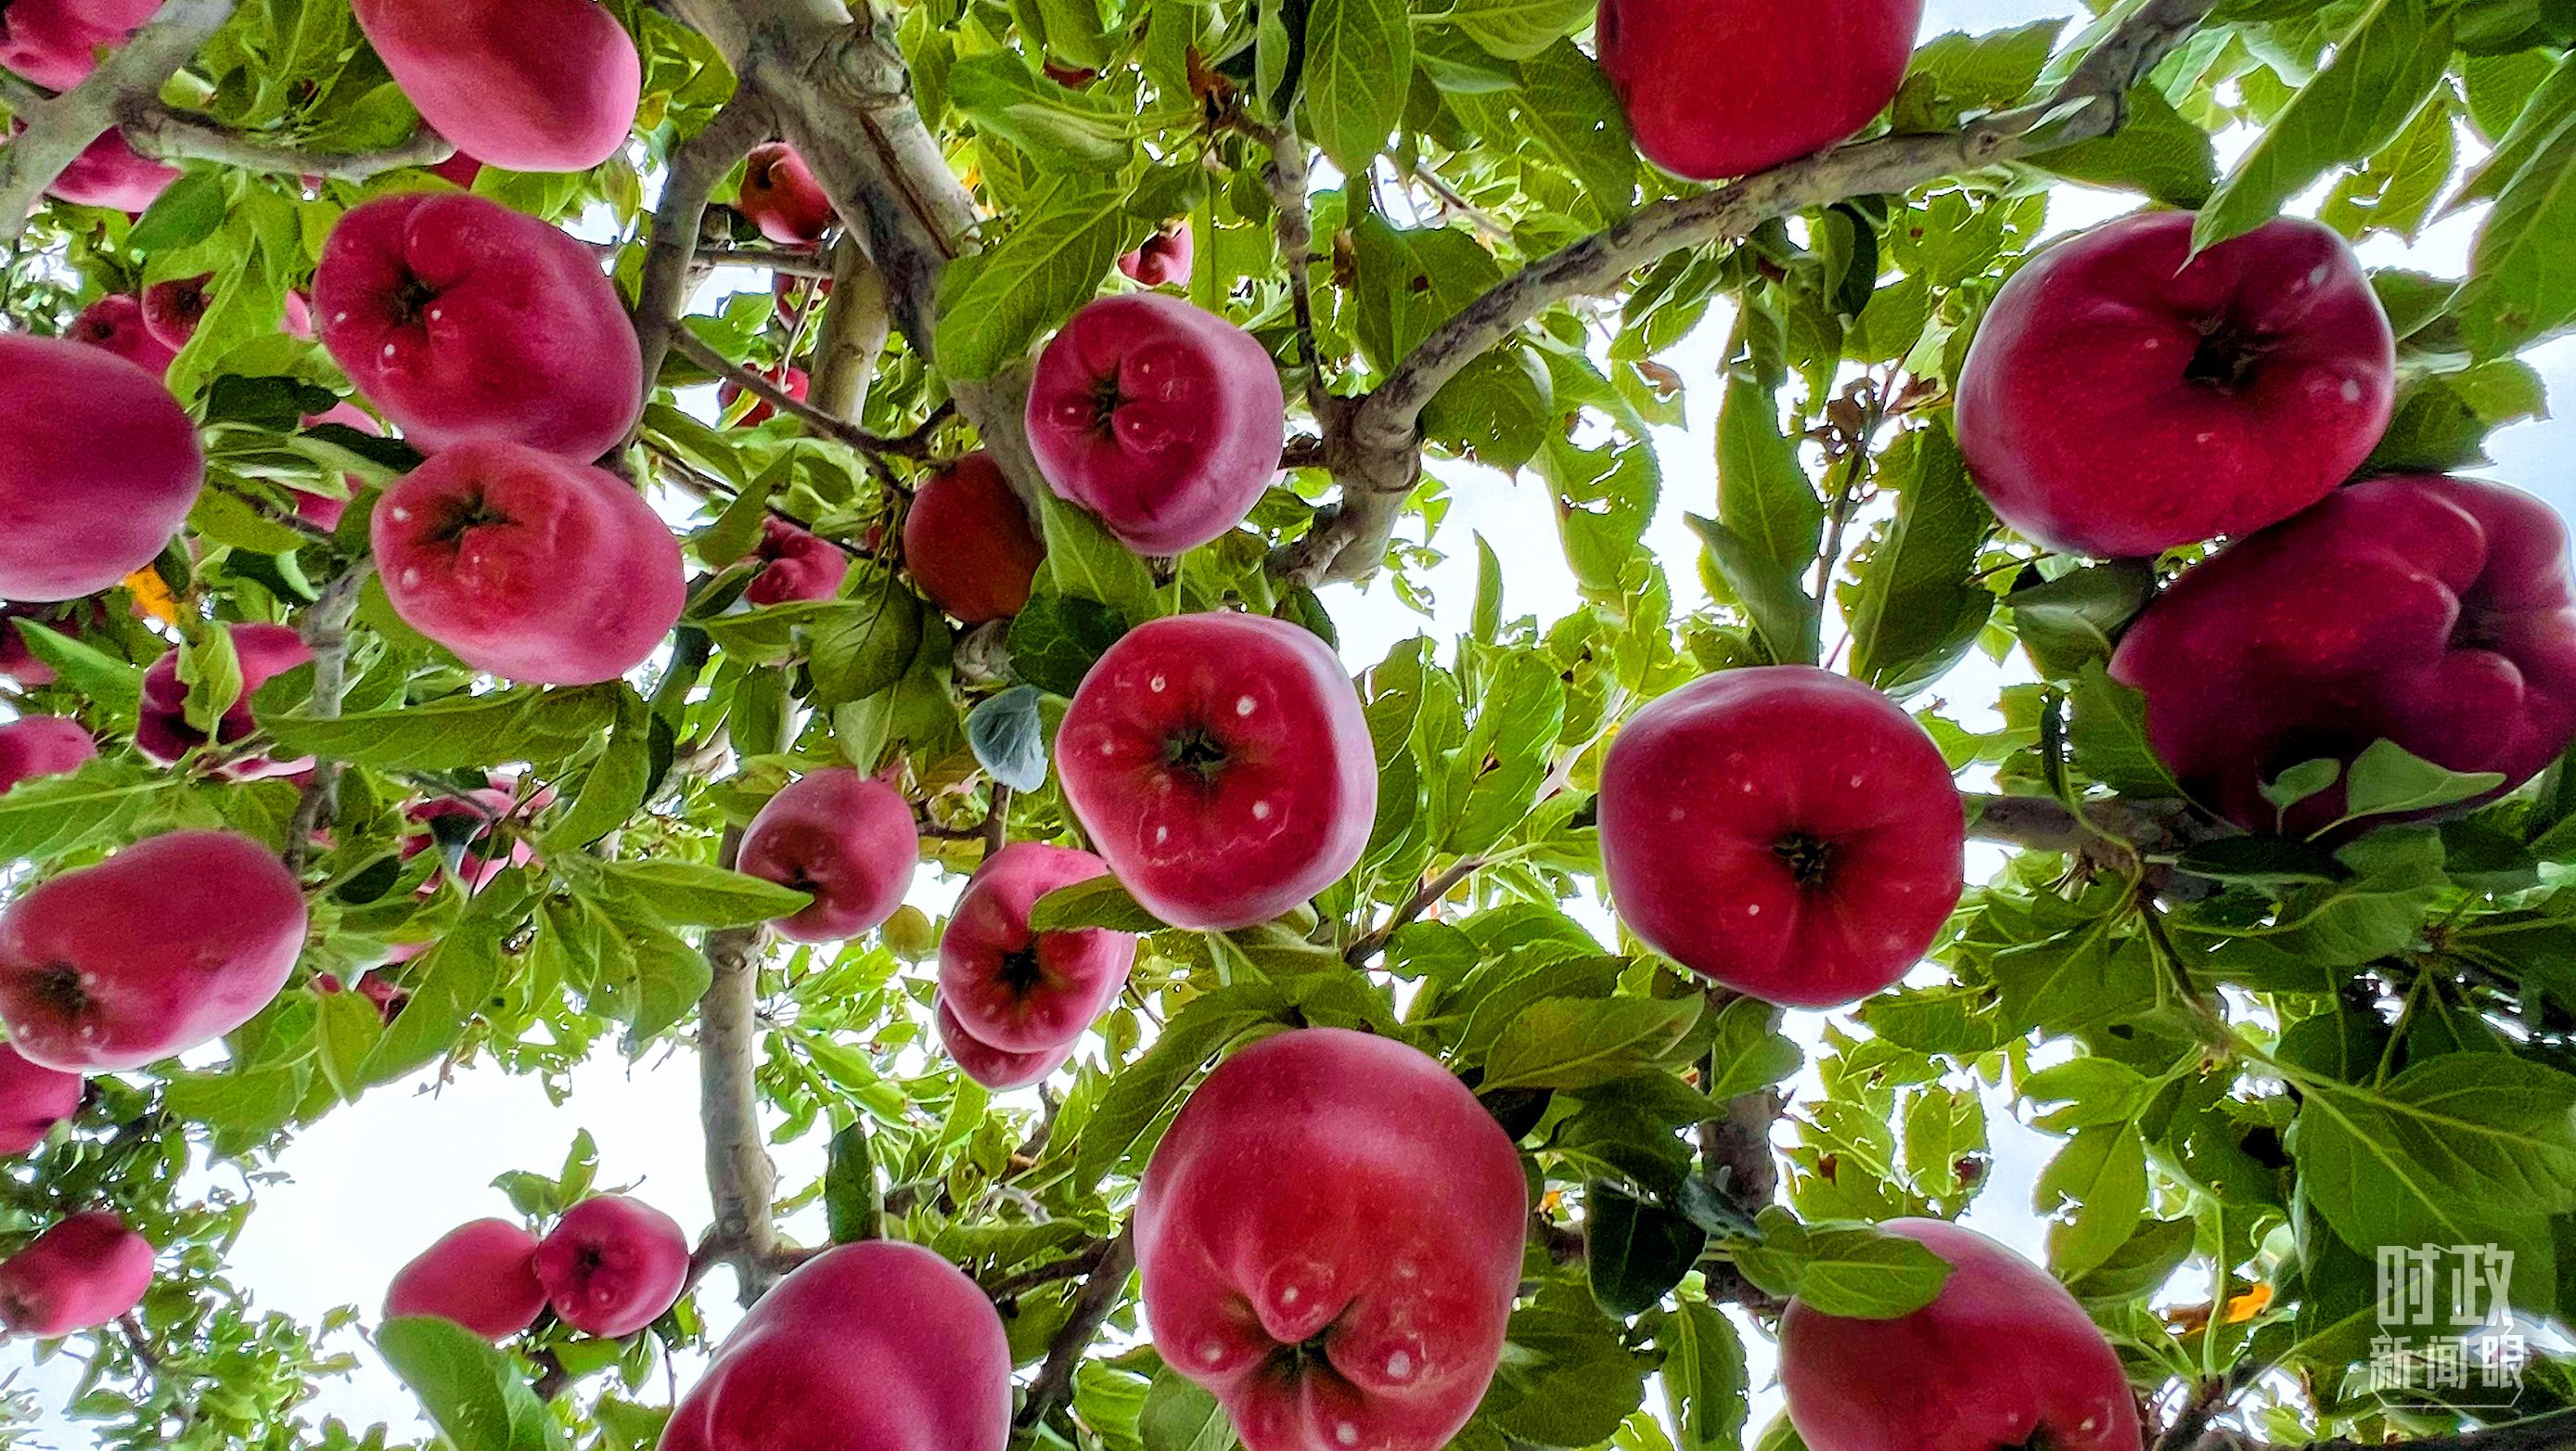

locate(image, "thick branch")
[[0, 0, 238, 237], [698, 825, 780, 1306], [123, 108, 451, 180], [633, 100, 771, 405], [805, 237, 891, 422], [1015, 1225, 1135, 1432]]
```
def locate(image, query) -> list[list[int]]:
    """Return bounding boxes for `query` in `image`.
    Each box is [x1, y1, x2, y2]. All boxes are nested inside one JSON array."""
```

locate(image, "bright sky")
[[14, 0, 2576, 1443]]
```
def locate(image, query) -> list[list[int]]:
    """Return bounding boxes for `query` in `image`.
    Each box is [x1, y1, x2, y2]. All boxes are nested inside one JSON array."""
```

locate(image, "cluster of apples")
[[388, 1194, 689, 1341]]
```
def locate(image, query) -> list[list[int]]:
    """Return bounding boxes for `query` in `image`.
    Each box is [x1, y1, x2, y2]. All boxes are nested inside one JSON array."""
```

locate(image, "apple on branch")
[[0, 1211, 153, 1337], [936, 841, 1136, 1087], [135, 622, 316, 780], [384, 1218, 546, 1340], [737, 769, 921, 943], [534, 1195, 689, 1338], [0, 718, 96, 796], [0, 1044, 82, 1156], [1599, 0, 1921, 181], [0, 335, 204, 601], [737, 143, 833, 247], [349, 0, 639, 174], [904, 452, 1045, 623]]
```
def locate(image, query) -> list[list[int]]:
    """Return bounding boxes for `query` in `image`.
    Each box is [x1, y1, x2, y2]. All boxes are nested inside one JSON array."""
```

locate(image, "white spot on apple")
[[401, 569, 421, 587], [2308, 263, 2331, 287], [1336, 1424, 1359, 1445], [1148, 674, 1167, 692], [1199, 1341, 1224, 1365], [1385, 1350, 1413, 1379], [1154, 825, 1170, 844], [2340, 378, 2363, 403], [1236, 695, 1256, 716], [1252, 801, 1273, 820]]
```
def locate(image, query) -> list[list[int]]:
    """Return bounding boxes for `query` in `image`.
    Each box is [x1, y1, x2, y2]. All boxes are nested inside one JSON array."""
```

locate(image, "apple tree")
[[1, 0, 2575, 1446]]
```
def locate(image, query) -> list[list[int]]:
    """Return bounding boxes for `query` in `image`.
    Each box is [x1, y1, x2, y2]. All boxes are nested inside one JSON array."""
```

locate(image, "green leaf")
[[1659, 1294, 1749, 1451], [10, 623, 143, 718], [265, 686, 621, 771], [1727, 1208, 1952, 1318], [2364, 359, 2550, 472], [2452, 51, 2576, 212], [1481, 996, 1702, 1092], [2033, 1123, 2147, 1278], [590, 860, 812, 928], [949, 50, 1139, 170], [967, 685, 1049, 792], [2456, 102, 2576, 357], [1007, 591, 1129, 696], [1041, 496, 1163, 623], [1587, 1184, 1708, 1317], [2332, 738, 2506, 827], [807, 583, 928, 709], [1139, 1367, 1235, 1451], [2068, 661, 2180, 798], [1030, 874, 1165, 933], [2293, 1054, 2576, 1257], [2030, 84, 2217, 208], [362, 889, 522, 1085], [1301, 0, 1412, 173], [935, 168, 1199, 381], [1847, 423, 1994, 695], [2194, 0, 2456, 250], [1068, 986, 1289, 1189], [378, 1316, 566, 1451], [2007, 560, 2155, 680], [1714, 374, 1823, 578], [128, 168, 230, 253], [825, 1122, 883, 1243], [1441, 0, 1592, 60], [0, 762, 174, 867], [1688, 514, 1821, 666], [545, 687, 655, 850]]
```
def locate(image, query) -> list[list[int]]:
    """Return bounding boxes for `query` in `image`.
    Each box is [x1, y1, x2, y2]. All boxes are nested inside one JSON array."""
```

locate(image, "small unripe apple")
[[1026, 294, 1285, 556], [903, 453, 1044, 623], [0, 1211, 152, 1337], [67, 295, 177, 377], [1955, 212, 2396, 559], [934, 997, 1074, 1090], [0, 1044, 82, 1155], [0, 334, 203, 601], [534, 1195, 689, 1338], [0, 0, 158, 90], [939, 842, 1135, 1056], [385, 1218, 546, 1340], [737, 144, 832, 246], [1598, 665, 1966, 1008], [2111, 473, 2576, 838], [719, 366, 810, 430], [135, 622, 316, 780], [314, 192, 643, 460], [0, 718, 96, 795], [741, 517, 847, 607], [1599, 0, 1920, 181], [139, 272, 212, 352], [1058, 612, 1376, 931], [350, 0, 639, 173], [1779, 1218, 2139, 1451], [1138, 1028, 1526, 1451], [0, 830, 308, 1072], [737, 769, 920, 943], [372, 440, 686, 685], [660, 1239, 1011, 1451], [1118, 223, 1193, 288]]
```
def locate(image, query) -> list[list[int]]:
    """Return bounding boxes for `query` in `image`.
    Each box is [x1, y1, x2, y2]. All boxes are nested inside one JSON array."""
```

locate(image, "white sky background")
[[14, 0, 2576, 1443]]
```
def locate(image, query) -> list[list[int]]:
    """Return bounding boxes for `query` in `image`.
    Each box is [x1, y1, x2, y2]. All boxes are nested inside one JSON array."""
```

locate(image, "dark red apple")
[[398, 786, 526, 892], [135, 622, 315, 780], [741, 517, 847, 607], [1598, 0, 1920, 181], [1778, 1217, 2139, 1451], [904, 453, 1044, 623], [0, 718, 96, 795], [371, 440, 686, 685], [718, 366, 810, 429], [67, 295, 177, 376], [534, 1195, 688, 1338], [0, 0, 157, 90], [0, 830, 308, 1072], [428, 150, 483, 188], [1118, 223, 1193, 288], [1597, 665, 1965, 1008], [2110, 473, 2576, 838], [938, 842, 1135, 1055], [1057, 612, 1375, 931], [349, 0, 639, 173], [934, 998, 1075, 1091], [1138, 1028, 1525, 1451], [314, 191, 643, 460], [0, 1044, 81, 1155], [1955, 212, 2396, 559], [139, 272, 211, 352], [1026, 293, 1285, 556], [659, 1239, 1011, 1451], [0, 1211, 151, 1336], [736, 769, 919, 943], [0, 334, 202, 600], [384, 1218, 546, 1340], [737, 144, 832, 246], [38, 125, 177, 212]]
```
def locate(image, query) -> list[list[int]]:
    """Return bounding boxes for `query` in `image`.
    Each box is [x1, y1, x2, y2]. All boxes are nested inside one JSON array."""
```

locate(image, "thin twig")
[[1346, 855, 1484, 966], [670, 328, 946, 460], [124, 109, 453, 180], [1014, 1225, 1135, 1431]]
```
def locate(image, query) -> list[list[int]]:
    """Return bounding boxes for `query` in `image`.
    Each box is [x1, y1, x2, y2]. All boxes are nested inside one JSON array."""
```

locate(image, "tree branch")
[[697, 824, 780, 1306], [0, 0, 238, 238], [123, 108, 452, 180], [1346, 854, 1484, 966], [1015, 1224, 1134, 1432], [282, 563, 370, 879], [671, 327, 945, 459], [806, 236, 893, 422], [632, 99, 771, 405]]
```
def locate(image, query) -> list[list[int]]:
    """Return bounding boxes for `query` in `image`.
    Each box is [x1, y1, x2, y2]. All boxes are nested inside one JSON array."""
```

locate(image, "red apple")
[[1598, 665, 1965, 1008], [356, 969, 410, 1021], [139, 272, 211, 351], [772, 271, 832, 323], [736, 769, 919, 943], [0, 0, 158, 90], [428, 150, 484, 188], [371, 440, 686, 685], [0, 334, 202, 600], [1118, 223, 1193, 288], [1778, 1218, 2139, 1451], [349, 0, 639, 173], [283, 289, 313, 340], [0, 1044, 81, 1155], [0, 718, 96, 795], [660, 1239, 1011, 1451], [37, 124, 177, 212], [135, 622, 316, 780], [1955, 212, 2397, 559], [741, 517, 847, 607], [1138, 1028, 1525, 1451], [1026, 293, 1285, 556], [2111, 473, 2576, 838], [1598, 0, 1920, 181], [737, 143, 832, 246], [718, 366, 810, 429], [1057, 612, 1375, 931], [934, 998, 1076, 1091], [904, 452, 1044, 623], [534, 1195, 688, 1338], [0, 1211, 151, 1336], [0, 830, 307, 1072], [938, 842, 1135, 1056], [385, 1218, 545, 1340], [67, 295, 177, 376], [314, 191, 643, 460], [0, 600, 106, 687], [398, 787, 526, 892]]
